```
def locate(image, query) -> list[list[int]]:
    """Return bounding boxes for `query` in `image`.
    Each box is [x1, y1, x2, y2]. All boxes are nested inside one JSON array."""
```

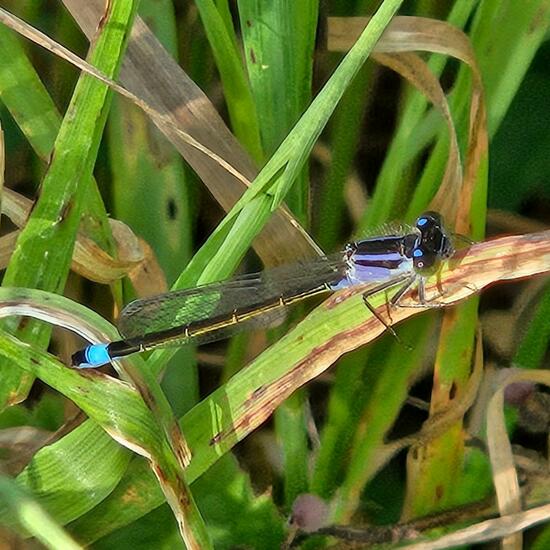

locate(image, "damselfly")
[[72, 212, 455, 368]]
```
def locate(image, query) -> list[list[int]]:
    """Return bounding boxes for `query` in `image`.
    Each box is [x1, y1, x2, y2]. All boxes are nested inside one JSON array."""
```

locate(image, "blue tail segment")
[[71, 344, 111, 368]]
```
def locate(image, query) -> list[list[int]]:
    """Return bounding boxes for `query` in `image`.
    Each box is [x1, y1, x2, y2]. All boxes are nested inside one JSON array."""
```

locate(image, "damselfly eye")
[[415, 211, 442, 232]]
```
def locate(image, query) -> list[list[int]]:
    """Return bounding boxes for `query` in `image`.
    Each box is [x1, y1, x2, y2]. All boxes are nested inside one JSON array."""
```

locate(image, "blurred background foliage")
[[0, 0, 549, 548]]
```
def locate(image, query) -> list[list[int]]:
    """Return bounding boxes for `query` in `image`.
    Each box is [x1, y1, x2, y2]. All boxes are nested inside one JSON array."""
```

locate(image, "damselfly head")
[[412, 212, 455, 273]]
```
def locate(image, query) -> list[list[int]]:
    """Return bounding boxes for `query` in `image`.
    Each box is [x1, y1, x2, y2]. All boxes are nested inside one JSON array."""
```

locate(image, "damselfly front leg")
[[392, 274, 463, 309], [359, 274, 415, 342]]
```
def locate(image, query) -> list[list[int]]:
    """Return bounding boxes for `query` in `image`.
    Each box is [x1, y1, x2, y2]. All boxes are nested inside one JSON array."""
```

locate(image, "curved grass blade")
[[0, 288, 210, 548], [53, 229, 550, 540], [0, 1, 137, 410]]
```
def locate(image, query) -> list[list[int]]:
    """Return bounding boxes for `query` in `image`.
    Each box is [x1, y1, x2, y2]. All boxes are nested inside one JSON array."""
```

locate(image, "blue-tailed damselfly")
[[72, 212, 455, 368]]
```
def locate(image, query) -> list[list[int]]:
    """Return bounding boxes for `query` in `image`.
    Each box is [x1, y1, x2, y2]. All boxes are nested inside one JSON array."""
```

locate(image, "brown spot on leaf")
[[137, 385, 156, 408], [210, 432, 222, 446], [449, 381, 457, 400], [250, 384, 266, 401], [97, 1, 112, 31], [167, 198, 178, 220], [152, 464, 167, 483], [179, 491, 190, 507], [58, 198, 75, 223]]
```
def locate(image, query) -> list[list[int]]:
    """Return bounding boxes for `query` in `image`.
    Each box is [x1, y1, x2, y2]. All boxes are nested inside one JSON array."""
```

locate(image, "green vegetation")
[[0, 1, 549, 548]]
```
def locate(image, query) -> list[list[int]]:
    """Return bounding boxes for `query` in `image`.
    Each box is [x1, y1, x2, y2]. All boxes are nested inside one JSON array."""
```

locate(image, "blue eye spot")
[[413, 248, 424, 258], [417, 217, 428, 227]]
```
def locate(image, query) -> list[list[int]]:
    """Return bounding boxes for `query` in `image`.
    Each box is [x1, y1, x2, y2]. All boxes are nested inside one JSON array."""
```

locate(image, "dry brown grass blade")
[[487, 385, 522, 550], [0, 232, 18, 270], [486, 369, 550, 550], [327, 16, 486, 231], [373, 51, 462, 221], [62, 0, 321, 265], [0, 6, 248, 187], [0, 189, 137, 282], [0, 3, 321, 265], [0, 188, 166, 292], [327, 18, 463, 221], [0, 426, 53, 474], [329, 15, 474, 58], [402, 503, 550, 549], [338, 16, 486, 526]]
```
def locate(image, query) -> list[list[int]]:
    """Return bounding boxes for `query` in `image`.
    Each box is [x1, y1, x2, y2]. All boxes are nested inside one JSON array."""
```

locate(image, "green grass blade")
[[310, 346, 374, 497], [5, 226, 548, 540], [64, 1, 321, 267], [402, 301, 480, 518], [0, 1, 137, 408], [108, 0, 197, 417], [194, 0, 263, 163], [471, 0, 550, 134], [238, 0, 319, 506], [238, 0, 318, 223], [144, 0, 403, 379], [0, 476, 82, 550], [18, 421, 131, 524], [0, 20, 115, 251], [0, 286, 212, 548], [330, 318, 434, 520], [274, 391, 310, 507], [316, 63, 375, 250], [153, 0, 405, 304], [514, 281, 550, 370], [0, 24, 59, 160], [407, 1, 549, 219], [399, 0, 549, 519]]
